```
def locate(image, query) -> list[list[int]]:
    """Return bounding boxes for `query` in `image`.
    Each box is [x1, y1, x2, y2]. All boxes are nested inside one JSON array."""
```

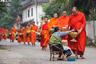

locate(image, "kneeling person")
[[49, 27, 72, 60]]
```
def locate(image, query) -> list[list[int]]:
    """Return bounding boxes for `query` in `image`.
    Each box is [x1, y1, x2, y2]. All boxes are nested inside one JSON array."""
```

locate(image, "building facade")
[[0, 0, 11, 2], [21, 0, 48, 26]]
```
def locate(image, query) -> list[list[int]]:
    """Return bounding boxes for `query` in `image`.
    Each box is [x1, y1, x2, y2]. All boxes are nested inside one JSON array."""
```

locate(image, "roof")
[[21, 0, 49, 9]]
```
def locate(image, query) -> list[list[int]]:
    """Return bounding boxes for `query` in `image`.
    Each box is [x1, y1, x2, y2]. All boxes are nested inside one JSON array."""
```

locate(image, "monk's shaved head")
[[72, 7, 78, 15], [44, 16, 48, 23], [53, 13, 58, 18], [62, 11, 67, 16]]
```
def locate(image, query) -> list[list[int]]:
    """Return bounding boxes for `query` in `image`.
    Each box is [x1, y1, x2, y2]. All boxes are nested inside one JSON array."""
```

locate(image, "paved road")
[[0, 39, 96, 64]]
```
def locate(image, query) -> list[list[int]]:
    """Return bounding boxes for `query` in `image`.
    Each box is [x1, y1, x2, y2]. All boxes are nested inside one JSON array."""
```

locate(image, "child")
[[62, 40, 74, 60]]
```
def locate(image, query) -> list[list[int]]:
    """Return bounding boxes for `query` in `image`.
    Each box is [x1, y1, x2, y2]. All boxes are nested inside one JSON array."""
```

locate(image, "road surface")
[[0, 39, 96, 64]]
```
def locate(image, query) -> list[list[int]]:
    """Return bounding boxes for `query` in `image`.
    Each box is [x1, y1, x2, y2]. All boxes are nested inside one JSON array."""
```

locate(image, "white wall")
[[0, 0, 11, 2], [22, 4, 45, 26], [86, 21, 96, 39]]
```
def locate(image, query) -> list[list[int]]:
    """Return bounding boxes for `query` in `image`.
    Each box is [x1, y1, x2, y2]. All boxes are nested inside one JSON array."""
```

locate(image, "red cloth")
[[17, 31, 22, 43], [10, 27, 16, 42], [22, 28, 26, 43], [3, 28, 8, 40], [68, 11, 86, 55], [30, 25, 38, 44], [26, 28, 31, 43], [0, 28, 4, 40], [10, 31, 15, 42], [57, 16, 69, 29], [40, 23, 50, 48], [48, 18, 58, 29]]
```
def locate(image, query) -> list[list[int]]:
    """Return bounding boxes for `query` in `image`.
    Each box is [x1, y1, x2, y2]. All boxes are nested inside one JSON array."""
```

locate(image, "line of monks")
[[0, 27, 8, 41], [10, 22, 38, 46], [0, 7, 86, 58]]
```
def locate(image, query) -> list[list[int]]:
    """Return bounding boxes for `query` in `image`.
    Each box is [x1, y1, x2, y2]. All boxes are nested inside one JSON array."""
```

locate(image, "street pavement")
[[0, 39, 96, 64]]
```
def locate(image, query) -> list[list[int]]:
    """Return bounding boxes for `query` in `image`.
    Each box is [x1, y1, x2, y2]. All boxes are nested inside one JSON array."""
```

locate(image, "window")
[[27, 9, 30, 18], [31, 8, 33, 16]]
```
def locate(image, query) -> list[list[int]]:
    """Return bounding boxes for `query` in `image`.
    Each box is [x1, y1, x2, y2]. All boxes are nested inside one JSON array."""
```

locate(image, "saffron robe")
[[68, 11, 86, 55], [40, 23, 50, 47], [48, 18, 58, 29], [57, 16, 69, 29], [30, 25, 38, 44]]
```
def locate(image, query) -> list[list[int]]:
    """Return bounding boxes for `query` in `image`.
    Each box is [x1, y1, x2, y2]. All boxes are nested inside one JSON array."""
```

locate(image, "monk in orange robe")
[[10, 26, 16, 42], [3, 27, 8, 40], [68, 7, 86, 59], [57, 11, 69, 30], [57, 11, 69, 42], [22, 27, 26, 44], [12, 25, 17, 33], [0, 27, 3, 41], [30, 22, 38, 46], [40, 17, 50, 50], [17, 29, 22, 43], [26, 25, 31, 45], [48, 13, 58, 30]]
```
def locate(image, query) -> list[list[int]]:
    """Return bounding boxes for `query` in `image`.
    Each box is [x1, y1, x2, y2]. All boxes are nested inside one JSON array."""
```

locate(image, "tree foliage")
[[0, 2, 7, 18], [74, 0, 96, 20], [43, 0, 74, 18], [43, 0, 96, 20], [0, 0, 22, 29]]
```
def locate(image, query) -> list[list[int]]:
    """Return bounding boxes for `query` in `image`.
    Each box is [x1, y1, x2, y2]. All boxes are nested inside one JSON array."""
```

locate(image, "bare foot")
[[80, 55, 85, 59], [81, 57, 85, 59], [75, 55, 78, 59], [57, 57, 63, 60], [62, 54, 67, 61]]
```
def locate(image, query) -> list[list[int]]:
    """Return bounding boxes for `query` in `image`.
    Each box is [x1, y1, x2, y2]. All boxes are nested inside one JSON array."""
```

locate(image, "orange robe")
[[10, 27, 16, 42], [17, 31, 22, 43], [48, 18, 58, 29], [30, 25, 38, 45], [22, 28, 26, 43], [40, 23, 50, 48], [57, 16, 69, 40], [57, 16, 69, 29], [26, 28, 31, 43], [3, 29, 8, 40], [12, 27, 16, 33], [10, 30, 15, 42], [0, 28, 3, 40], [68, 11, 86, 55]]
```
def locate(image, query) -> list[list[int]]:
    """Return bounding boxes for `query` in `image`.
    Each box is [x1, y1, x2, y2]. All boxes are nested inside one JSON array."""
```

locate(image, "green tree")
[[43, 0, 96, 20], [74, 0, 96, 20], [0, 0, 22, 29], [43, 0, 74, 18], [0, 2, 7, 18], [10, 0, 22, 18]]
